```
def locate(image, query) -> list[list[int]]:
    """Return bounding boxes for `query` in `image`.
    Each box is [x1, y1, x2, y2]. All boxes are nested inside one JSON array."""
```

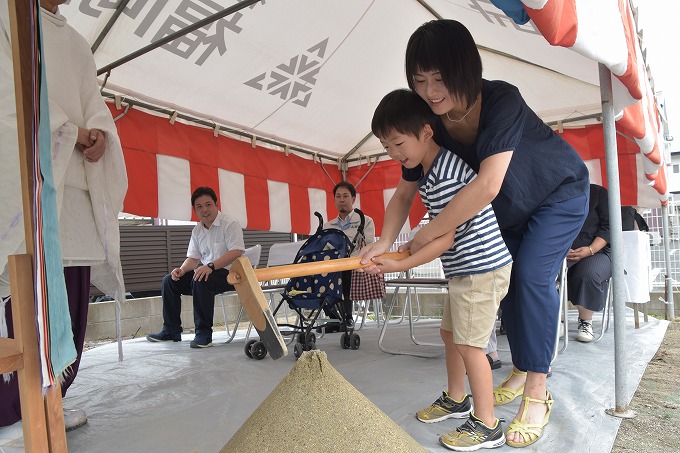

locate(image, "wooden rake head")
[[227, 251, 409, 360]]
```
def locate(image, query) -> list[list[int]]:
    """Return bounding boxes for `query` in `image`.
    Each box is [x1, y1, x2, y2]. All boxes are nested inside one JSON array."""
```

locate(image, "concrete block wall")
[[86, 294, 244, 341], [85, 291, 450, 342], [84, 290, 679, 342]]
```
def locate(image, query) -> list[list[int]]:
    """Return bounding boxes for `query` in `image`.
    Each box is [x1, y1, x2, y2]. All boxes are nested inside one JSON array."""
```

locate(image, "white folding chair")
[[553, 260, 569, 362], [247, 241, 304, 344], [593, 279, 613, 342], [378, 228, 445, 358], [553, 260, 613, 362], [218, 244, 261, 343]]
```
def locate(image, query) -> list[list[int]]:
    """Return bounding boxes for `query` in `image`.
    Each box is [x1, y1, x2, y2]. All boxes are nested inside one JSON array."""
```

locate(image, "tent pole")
[[599, 64, 635, 418], [661, 204, 675, 319], [91, 0, 131, 53]]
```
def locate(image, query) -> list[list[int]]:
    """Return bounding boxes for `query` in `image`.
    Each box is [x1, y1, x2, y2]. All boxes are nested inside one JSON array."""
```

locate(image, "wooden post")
[[8, 255, 49, 452], [5, 0, 68, 450]]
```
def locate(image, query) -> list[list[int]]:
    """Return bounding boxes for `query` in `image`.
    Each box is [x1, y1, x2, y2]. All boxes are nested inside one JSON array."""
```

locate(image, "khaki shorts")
[[441, 263, 512, 348]]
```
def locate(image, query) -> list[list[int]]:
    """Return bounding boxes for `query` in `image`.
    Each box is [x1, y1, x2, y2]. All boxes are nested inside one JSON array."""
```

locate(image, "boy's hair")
[[191, 186, 218, 206], [371, 89, 436, 140], [333, 181, 356, 198], [405, 19, 482, 110]]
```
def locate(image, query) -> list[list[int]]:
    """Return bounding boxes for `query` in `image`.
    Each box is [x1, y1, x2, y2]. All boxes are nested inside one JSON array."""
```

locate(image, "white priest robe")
[[0, 7, 127, 339]]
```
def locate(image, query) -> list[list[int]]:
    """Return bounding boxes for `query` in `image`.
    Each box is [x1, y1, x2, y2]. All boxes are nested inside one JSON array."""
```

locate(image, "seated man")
[[321, 181, 375, 331], [147, 187, 244, 348]]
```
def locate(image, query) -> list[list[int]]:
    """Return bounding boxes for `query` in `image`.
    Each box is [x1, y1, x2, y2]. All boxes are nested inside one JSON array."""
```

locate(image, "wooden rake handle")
[[227, 251, 410, 285]]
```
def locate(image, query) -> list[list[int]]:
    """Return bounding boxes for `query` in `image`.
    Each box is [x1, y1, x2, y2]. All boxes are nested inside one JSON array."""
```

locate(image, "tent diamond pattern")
[[244, 38, 326, 107]]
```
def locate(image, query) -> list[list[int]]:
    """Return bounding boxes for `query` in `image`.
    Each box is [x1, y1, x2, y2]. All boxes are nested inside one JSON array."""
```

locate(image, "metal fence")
[[383, 199, 680, 292], [642, 198, 680, 290]]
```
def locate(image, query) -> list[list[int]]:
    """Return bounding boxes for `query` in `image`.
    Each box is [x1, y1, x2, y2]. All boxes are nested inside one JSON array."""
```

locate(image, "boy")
[[365, 89, 512, 451]]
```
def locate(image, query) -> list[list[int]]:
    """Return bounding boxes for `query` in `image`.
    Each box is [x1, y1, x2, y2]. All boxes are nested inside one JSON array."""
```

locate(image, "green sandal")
[[506, 390, 554, 448], [493, 368, 527, 405]]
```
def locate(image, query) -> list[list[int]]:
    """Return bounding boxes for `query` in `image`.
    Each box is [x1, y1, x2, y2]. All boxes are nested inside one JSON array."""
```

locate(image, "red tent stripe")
[[524, 0, 578, 47]]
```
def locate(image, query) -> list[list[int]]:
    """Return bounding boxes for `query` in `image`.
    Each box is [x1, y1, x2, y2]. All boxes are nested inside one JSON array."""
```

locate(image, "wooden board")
[[229, 257, 287, 360]]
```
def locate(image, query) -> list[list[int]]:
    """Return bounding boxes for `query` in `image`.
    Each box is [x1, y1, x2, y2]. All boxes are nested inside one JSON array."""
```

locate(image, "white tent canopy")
[[58, 0, 667, 231], [67, 0, 605, 157]]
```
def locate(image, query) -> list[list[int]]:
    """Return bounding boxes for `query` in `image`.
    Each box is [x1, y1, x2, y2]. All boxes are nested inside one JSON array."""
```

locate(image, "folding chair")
[[553, 260, 569, 362], [379, 273, 446, 358], [378, 227, 446, 358], [553, 260, 613, 362], [218, 244, 261, 343], [247, 241, 304, 344], [593, 279, 613, 342]]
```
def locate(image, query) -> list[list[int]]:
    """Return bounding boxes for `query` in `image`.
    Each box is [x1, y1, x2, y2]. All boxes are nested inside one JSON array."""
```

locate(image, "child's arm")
[[410, 152, 511, 254], [359, 178, 418, 263], [369, 230, 455, 274]]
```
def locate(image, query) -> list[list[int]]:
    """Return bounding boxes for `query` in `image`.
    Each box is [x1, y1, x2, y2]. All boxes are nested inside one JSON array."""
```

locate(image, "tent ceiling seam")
[[96, 0, 260, 76]]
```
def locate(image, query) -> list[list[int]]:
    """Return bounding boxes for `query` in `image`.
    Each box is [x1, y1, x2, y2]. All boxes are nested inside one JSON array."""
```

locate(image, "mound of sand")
[[222, 350, 426, 452]]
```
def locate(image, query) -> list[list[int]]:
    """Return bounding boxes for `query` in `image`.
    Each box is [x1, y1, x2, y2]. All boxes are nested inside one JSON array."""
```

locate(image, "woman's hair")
[[371, 89, 437, 140], [405, 19, 482, 109]]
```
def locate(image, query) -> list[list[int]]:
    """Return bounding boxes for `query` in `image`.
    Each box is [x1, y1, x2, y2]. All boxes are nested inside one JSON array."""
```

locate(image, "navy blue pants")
[[160, 268, 232, 341], [500, 195, 588, 374]]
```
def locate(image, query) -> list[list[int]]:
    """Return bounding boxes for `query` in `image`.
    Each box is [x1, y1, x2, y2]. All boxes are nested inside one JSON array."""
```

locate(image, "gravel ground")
[[612, 318, 680, 453]]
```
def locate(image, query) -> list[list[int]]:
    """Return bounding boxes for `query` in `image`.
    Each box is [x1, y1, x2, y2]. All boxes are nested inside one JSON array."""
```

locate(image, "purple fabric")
[[0, 266, 90, 427]]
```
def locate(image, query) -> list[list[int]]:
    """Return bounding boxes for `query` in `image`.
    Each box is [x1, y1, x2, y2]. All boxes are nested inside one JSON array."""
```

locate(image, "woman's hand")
[[566, 247, 591, 263], [359, 240, 391, 273]]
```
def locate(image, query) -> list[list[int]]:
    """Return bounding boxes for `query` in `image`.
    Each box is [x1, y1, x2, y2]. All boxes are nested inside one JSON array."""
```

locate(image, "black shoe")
[[146, 331, 181, 342], [190, 336, 213, 348], [486, 354, 502, 370]]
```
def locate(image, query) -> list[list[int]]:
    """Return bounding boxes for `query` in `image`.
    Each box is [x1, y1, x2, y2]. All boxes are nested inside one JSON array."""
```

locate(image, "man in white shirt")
[[147, 187, 244, 348]]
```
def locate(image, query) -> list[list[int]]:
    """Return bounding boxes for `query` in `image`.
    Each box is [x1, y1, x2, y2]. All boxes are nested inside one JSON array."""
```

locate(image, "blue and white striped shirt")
[[418, 148, 512, 278]]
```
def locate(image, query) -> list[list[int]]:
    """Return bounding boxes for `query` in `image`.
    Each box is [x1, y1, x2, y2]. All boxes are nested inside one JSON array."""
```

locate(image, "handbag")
[[348, 222, 386, 300], [350, 269, 386, 300]]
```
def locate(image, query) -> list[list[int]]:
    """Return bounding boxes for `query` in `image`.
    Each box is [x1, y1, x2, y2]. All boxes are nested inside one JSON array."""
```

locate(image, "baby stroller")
[[275, 210, 366, 359]]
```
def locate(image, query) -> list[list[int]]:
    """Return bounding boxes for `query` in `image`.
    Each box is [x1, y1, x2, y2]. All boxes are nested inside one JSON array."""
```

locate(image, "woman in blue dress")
[[362, 19, 589, 448]]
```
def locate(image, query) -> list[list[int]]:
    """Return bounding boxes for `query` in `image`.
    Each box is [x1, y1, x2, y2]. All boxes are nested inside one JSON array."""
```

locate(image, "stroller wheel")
[[244, 339, 257, 358], [298, 332, 317, 344], [251, 341, 268, 360], [294, 342, 305, 359], [304, 341, 316, 351], [340, 333, 350, 349], [350, 333, 361, 350]]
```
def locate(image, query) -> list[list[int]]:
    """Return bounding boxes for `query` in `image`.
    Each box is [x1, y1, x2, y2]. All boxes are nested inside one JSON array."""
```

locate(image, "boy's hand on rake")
[[367, 255, 406, 275]]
